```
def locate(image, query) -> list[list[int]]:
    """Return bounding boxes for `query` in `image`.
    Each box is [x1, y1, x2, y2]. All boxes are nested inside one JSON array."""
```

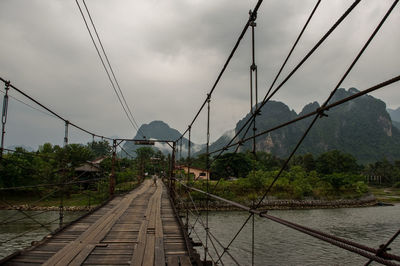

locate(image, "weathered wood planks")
[[3, 179, 193, 266]]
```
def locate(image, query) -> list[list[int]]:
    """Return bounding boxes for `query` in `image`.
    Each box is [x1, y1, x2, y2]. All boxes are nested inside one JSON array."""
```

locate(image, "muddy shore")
[[0, 195, 382, 211]]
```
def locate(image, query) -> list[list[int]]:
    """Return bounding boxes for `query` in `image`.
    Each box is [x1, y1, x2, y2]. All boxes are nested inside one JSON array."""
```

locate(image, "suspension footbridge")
[[1, 0, 400, 265]]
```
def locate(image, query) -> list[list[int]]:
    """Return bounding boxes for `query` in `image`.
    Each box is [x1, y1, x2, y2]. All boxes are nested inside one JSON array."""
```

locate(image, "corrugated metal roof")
[[75, 163, 100, 172]]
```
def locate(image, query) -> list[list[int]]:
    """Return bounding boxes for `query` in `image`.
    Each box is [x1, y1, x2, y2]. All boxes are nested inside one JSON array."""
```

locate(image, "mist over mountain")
[[388, 107, 400, 130], [123, 89, 400, 163], [122, 121, 204, 157]]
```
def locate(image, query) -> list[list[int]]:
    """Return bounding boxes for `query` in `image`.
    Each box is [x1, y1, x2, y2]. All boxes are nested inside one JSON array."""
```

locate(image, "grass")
[[0, 180, 139, 208], [369, 186, 400, 203]]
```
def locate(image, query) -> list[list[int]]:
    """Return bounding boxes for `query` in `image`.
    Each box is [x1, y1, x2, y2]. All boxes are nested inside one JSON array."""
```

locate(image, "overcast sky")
[[0, 0, 399, 149]]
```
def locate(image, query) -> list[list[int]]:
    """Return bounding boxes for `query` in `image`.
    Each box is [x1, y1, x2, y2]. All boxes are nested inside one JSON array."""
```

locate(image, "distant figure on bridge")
[[152, 175, 157, 186]]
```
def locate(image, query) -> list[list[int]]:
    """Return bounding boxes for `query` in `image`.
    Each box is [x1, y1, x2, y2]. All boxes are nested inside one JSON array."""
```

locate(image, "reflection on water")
[[1, 205, 399, 265], [0, 210, 86, 259], [191, 205, 400, 265]]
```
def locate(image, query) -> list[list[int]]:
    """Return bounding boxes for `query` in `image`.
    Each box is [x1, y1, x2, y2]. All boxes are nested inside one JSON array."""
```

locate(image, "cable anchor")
[[249, 9, 257, 24], [317, 107, 329, 118]]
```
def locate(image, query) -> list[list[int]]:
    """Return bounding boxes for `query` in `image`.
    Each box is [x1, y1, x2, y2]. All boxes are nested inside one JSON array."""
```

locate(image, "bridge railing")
[[170, 0, 400, 265], [0, 77, 142, 259]]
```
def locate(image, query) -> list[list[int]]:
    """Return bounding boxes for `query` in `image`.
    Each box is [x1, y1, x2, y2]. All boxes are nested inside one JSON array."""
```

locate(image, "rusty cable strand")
[[260, 213, 400, 266], [117, 142, 135, 159], [0, 209, 53, 225], [365, 229, 400, 266], [0, 217, 60, 246], [233, 0, 322, 155], [188, 225, 218, 265], [81, 0, 145, 138], [176, 0, 264, 141], [75, 0, 141, 135], [172, 184, 238, 265], [0, 77, 113, 141], [0, 198, 53, 232], [0, 187, 62, 225], [2, 147, 57, 160], [209, 0, 361, 164], [0, 90, 58, 120], [179, 180, 400, 263], [171, 186, 221, 264], [209, 74, 400, 155], [0, 168, 109, 191], [184, 186, 241, 265], [0, 169, 108, 226], [254, 0, 399, 210], [215, 213, 254, 265]]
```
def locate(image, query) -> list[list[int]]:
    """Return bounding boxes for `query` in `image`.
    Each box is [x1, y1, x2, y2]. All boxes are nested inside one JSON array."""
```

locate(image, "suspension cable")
[[75, 0, 142, 137], [80, 0, 145, 138], [0, 77, 113, 140]]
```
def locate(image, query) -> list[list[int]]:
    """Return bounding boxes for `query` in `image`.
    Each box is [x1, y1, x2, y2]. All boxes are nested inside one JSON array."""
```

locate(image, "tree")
[[302, 153, 315, 172], [87, 140, 112, 157], [135, 147, 155, 178], [56, 144, 94, 168], [211, 152, 252, 179], [315, 150, 358, 174]]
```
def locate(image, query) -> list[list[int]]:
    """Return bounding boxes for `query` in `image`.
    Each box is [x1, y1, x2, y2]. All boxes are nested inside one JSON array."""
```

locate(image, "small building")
[[74, 157, 107, 189], [175, 165, 210, 181]]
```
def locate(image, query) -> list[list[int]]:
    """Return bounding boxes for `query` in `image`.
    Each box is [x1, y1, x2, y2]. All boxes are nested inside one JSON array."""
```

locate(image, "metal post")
[[186, 126, 191, 232], [249, 10, 257, 266], [171, 141, 176, 200], [250, 10, 258, 157], [1, 81, 10, 158], [204, 94, 211, 263], [63, 121, 69, 147], [110, 139, 116, 197], [179, 138, 182, 165], [59, 188, 64, 228], [59, 120, 69, 228]]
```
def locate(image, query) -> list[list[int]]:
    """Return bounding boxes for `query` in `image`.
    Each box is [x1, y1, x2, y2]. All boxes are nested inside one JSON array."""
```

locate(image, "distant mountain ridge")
[[122, 121, 204, 157], [388, 107, 400, 130], [230, 88, 400, 163], [123, 88, 400, 163]]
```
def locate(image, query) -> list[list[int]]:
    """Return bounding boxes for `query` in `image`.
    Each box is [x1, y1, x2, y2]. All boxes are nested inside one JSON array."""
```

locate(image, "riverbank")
[[368, 186, 400, 203], [2, 187, 398, 211], [0, 205, 95, 211], [179, 194, 379, 211], [0, 196, 379, 211]]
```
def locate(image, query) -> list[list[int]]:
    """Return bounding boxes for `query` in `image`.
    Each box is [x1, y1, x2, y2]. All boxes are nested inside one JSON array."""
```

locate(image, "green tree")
[[135, 147, 155, 178], [88, 140, 112, 157], [315, 150, 358, 174], [211, 152, 252, 179]]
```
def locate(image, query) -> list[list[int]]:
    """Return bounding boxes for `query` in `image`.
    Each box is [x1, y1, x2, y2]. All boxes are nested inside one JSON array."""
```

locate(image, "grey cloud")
[[0, 0, 399, 147]]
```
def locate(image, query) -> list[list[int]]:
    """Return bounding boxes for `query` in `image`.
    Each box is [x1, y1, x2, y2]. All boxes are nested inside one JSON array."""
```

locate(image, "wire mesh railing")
[[170, 0, 400, 265]]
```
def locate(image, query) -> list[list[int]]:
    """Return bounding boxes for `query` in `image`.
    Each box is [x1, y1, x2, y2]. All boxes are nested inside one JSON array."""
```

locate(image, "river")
[[190, 204, 400, 265], [0, 206, 399, 265], [0, 210, 86, 260]]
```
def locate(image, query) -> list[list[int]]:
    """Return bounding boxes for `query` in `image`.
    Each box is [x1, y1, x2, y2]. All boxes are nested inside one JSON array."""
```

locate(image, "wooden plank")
[[69, 244, 95, 266], [131, 212, 150, 266], [142, 234, 155, 266], [6, 180, 195, 266], [167, 256, 179, 266], [83, 254, 132, 265], [179, 256, 192, 266], [43, 181, 152, 266], [154, 237, 166, 266]]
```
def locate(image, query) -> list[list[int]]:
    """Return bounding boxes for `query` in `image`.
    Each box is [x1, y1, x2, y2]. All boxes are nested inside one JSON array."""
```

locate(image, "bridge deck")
[[3, 180, 193, 266]]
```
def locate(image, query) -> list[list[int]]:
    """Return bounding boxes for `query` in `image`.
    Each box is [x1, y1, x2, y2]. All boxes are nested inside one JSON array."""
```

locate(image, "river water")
[[190, 204, 400, 265], [0, 210, 86, 260], [0, 206, 399, 265]]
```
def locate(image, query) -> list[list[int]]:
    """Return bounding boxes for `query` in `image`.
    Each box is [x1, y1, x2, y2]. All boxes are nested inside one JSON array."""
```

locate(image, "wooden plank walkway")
[[3, 180, 194, 266]]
